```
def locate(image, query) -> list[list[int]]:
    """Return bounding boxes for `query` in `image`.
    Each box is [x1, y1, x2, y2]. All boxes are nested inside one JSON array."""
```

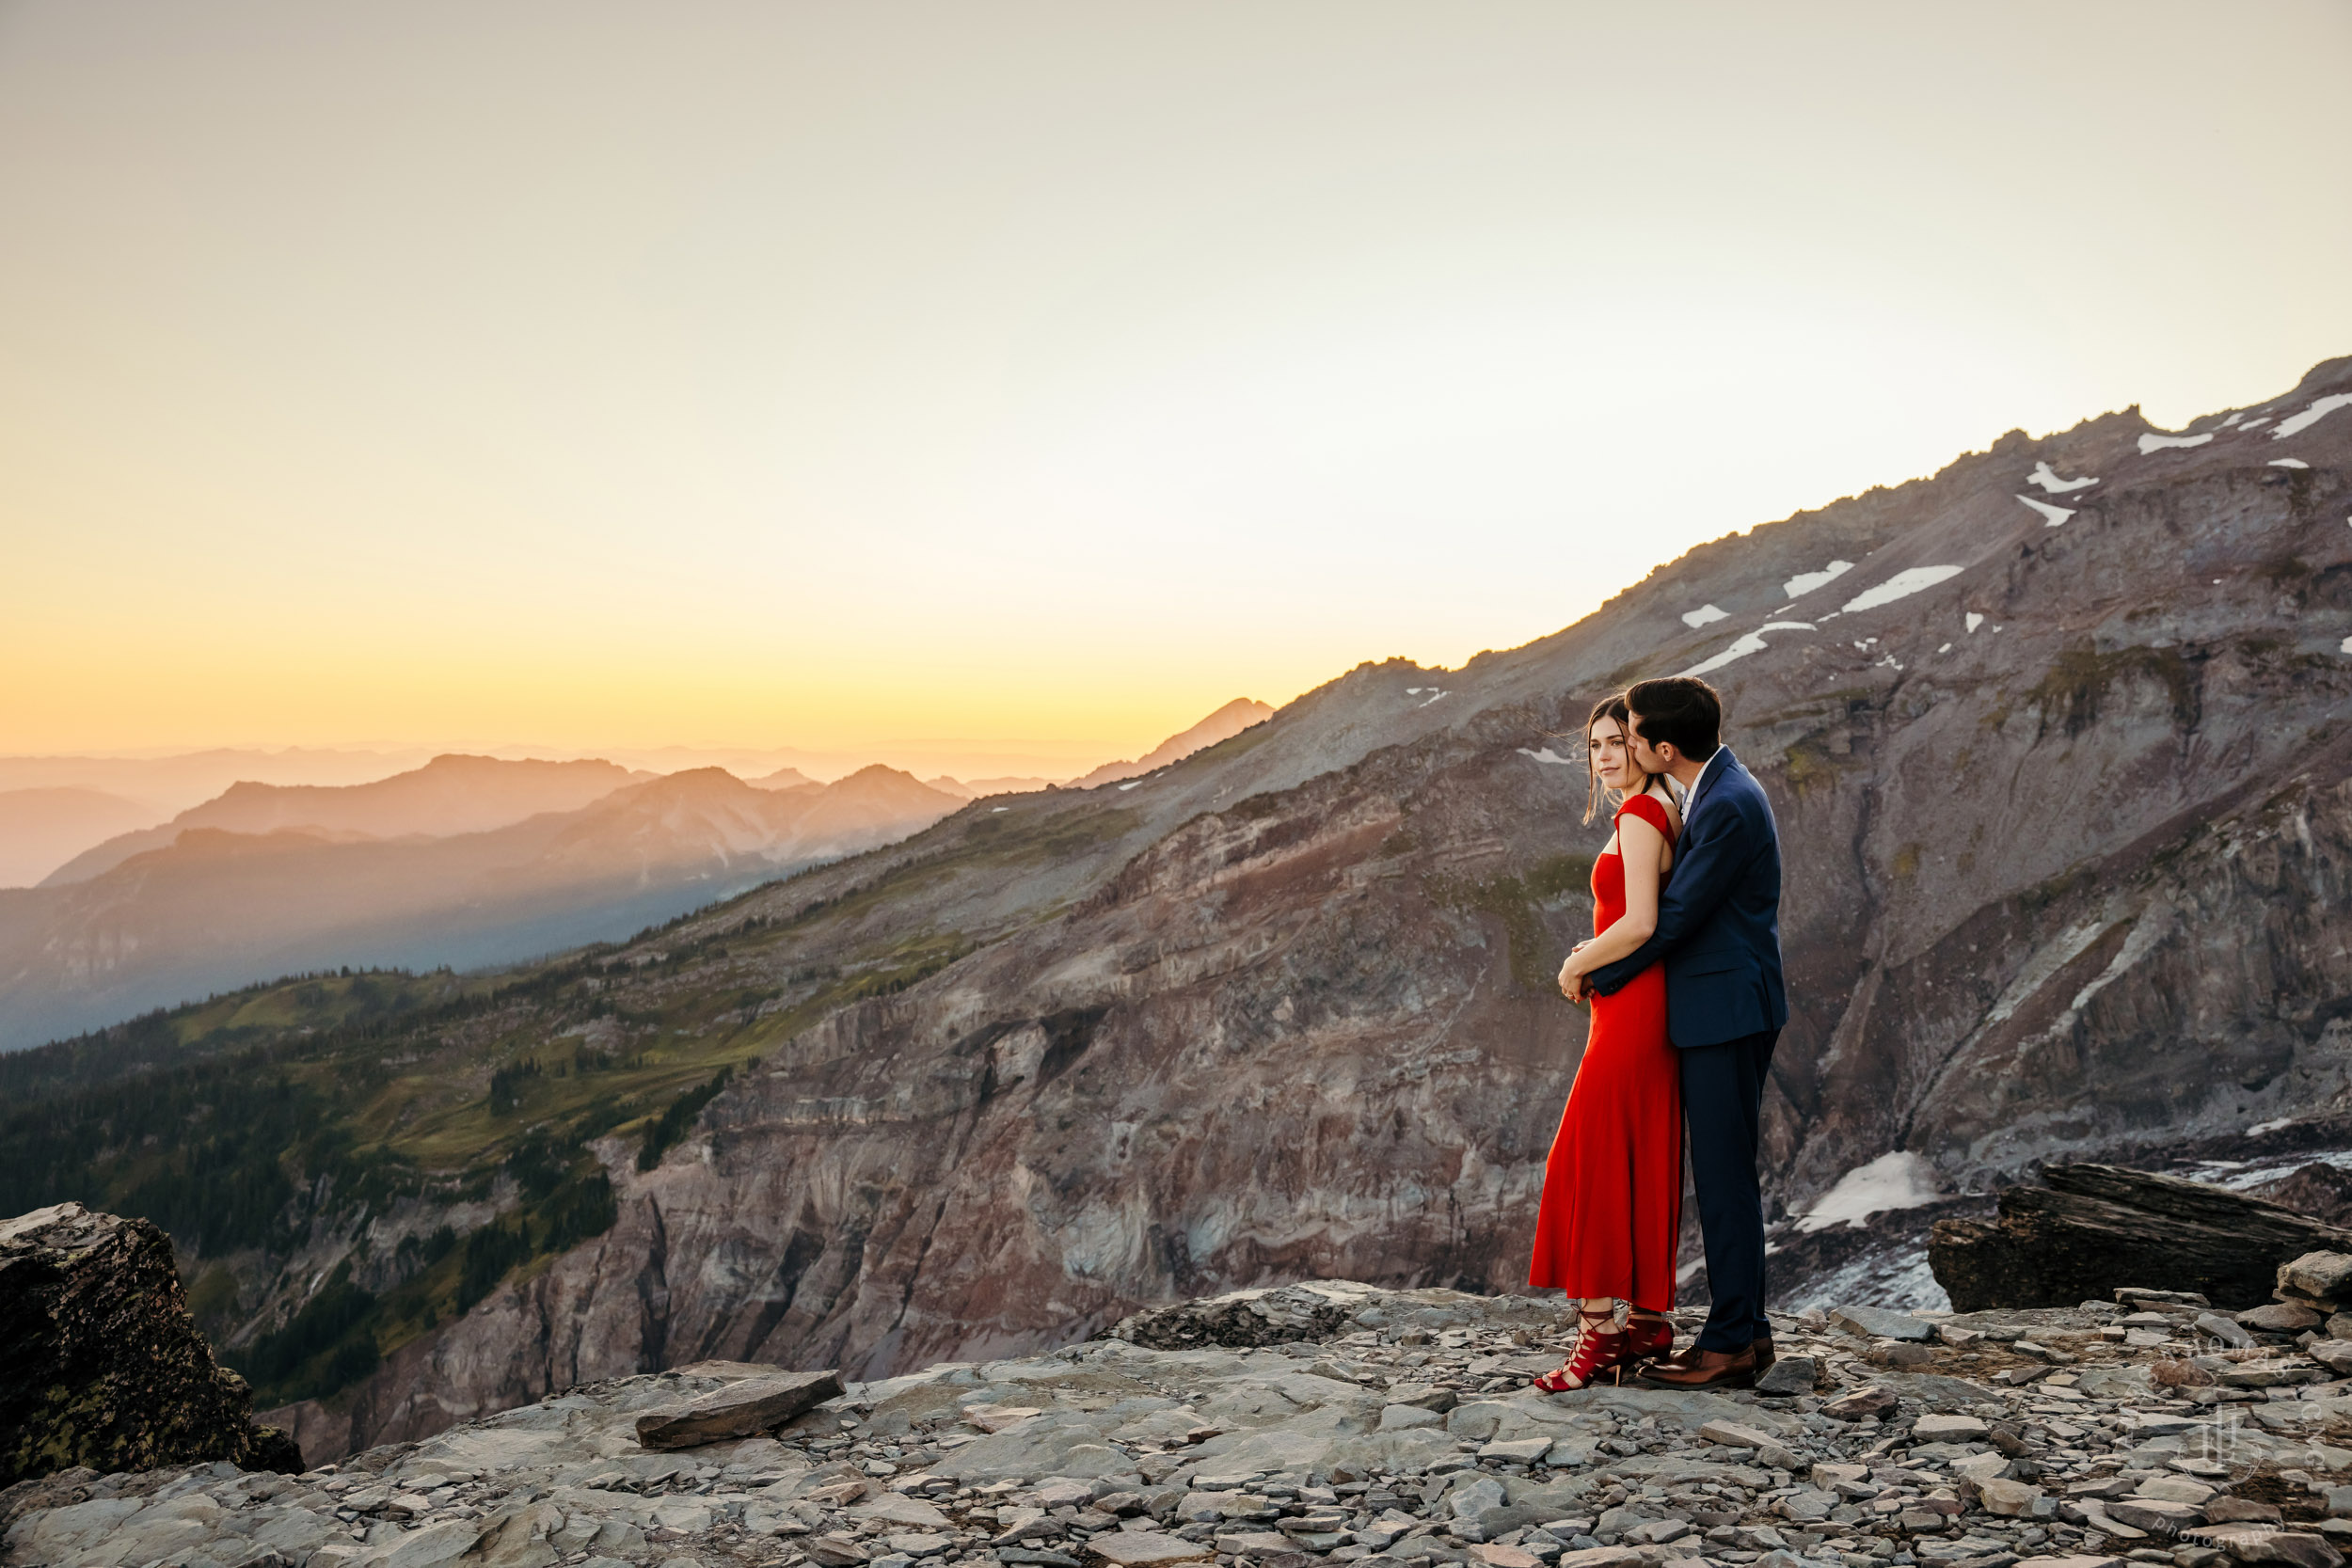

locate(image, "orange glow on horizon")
[[3, 2, 2348, 768]]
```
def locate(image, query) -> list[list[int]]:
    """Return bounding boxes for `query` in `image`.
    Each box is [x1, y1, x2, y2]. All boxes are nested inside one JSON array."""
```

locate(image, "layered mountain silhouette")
[[0, 702, 1267, 1049], [0, 787, 163, 890], [0, 748, 426, 821], [0, 762, 962, 1048], [41, 754, 643, 885]]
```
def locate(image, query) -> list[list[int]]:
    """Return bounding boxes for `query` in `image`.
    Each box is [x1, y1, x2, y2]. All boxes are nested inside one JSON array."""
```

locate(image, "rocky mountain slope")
[[18, 1273, 2352, 1568], [0, 765, 963, 1050], [7, 357, 2348, 1467], [1071, 702, 1278, 790]]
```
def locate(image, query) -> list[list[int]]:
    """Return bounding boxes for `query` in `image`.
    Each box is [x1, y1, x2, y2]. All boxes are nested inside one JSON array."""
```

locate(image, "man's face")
[[1626, 711, 1673, 774]]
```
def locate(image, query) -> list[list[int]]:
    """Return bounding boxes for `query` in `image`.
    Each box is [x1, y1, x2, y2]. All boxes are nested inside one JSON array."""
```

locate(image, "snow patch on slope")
[[1680, 622, 1817, 678], [1681, 604, 1729, 628], [2138, 431, 2214, 453], [2275, 393, 2352, 439], [1799, 1151, 1947, 1233], [2017, 495, 2074, 528], [1783, 1245, 1952, 1314], [1840, 565, 1964, 615], [1781, 561, 1853, 600], [2027, 461, 2097, 494]]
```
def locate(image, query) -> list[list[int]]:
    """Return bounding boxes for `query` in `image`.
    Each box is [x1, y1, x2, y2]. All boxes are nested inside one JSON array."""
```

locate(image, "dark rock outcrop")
[[1106, 1281, 1415, 1350], [1929, 1164, 2352, 1310], [2258, 1162, 2352, 1228], [1107, 1283, 1369, 1351], [0, 1203, 301, 1484]]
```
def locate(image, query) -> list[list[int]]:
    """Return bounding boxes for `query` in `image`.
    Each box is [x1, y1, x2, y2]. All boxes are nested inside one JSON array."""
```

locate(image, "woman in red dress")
[[1527, 696, 1684, 1390]]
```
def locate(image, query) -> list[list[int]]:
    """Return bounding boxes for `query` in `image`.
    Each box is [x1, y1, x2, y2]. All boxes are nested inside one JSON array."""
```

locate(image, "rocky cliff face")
[[251, 358, 2352, 1458]]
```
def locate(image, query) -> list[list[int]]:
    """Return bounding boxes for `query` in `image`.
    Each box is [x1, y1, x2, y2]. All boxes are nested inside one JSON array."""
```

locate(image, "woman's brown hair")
[[1582, 695, 1633, 825]]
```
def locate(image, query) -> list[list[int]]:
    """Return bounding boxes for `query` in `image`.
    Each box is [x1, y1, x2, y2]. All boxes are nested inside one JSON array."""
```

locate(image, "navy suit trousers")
[[1681, 1028, 1779, 1351]]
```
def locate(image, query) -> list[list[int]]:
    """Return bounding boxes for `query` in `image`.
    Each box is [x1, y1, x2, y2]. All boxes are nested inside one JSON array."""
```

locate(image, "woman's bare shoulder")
[[1618, 785, 1680, 830]]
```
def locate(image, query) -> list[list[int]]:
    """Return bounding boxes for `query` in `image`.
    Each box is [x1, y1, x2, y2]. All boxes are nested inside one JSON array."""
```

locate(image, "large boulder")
[[0, 1202, 302, 1483], [1929, 1164, 2352, 1311]]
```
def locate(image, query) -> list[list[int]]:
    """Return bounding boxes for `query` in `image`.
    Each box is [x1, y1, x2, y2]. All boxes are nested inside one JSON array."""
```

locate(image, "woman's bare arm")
[[1557, 810, 1665, 993]]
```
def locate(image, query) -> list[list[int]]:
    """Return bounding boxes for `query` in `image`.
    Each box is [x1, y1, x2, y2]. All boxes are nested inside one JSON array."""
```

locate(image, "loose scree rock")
[[11, 1275, 2352, 1568]]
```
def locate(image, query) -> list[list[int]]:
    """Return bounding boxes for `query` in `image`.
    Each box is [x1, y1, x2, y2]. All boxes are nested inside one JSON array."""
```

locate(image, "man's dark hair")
[[1625, 676, 1722, 762]]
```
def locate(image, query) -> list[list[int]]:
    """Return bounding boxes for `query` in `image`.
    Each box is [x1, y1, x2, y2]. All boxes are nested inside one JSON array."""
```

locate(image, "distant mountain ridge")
[[0, 788, 163, 890], [42, 754, 644, 886], [0, 763, 963, 1048], [0, 703, 1272, 1043], [0, 748, 430, 817]]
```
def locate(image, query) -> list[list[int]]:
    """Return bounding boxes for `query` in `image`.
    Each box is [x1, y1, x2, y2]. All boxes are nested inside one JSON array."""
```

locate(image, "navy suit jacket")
[[1587, 746, 1788, 1048]]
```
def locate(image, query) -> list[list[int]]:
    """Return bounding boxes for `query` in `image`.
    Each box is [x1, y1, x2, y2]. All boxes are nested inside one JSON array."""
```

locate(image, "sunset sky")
[[4, 1, 2348, 774]]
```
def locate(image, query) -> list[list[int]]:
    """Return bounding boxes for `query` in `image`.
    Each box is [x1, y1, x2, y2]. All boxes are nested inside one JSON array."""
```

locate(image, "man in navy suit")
[[1560, 675, 1787, 1388]]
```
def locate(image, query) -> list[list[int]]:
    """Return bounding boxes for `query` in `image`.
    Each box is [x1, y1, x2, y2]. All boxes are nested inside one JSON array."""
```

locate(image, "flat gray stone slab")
[[1696, 1418, 1780, 1449], [1830, 1305, 1936, 1340], [857, 1496, 955, 1528], [634, 1369, 845, 1449], [1085, 1532, 1215, 1565], [1212, 1531, 1295, 1555], [1755, 1355, 1819, 1396]]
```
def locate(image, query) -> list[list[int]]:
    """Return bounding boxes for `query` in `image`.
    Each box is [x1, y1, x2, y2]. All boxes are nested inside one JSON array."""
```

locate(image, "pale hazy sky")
[[4, 1, 2348, 769]]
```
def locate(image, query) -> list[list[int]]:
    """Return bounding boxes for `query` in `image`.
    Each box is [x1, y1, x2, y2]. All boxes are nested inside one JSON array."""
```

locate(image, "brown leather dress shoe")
[[1651, 1333, 1772, 1373], [1635, 1342, 1757, 1389]]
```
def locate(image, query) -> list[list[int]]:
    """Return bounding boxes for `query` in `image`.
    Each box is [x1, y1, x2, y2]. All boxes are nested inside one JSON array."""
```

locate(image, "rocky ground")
[[13, 1279, 2352, 1568]]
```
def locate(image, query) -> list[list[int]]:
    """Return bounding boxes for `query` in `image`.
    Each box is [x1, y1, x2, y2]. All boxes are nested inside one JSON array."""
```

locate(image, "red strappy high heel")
[[1628, 1314, 1675, 1360], [1531, 1318, 1633, 1392]]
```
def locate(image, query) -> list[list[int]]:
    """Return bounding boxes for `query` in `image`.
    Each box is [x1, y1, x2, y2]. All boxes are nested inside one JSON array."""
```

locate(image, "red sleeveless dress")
[[1527, 793, 1683, 1309]]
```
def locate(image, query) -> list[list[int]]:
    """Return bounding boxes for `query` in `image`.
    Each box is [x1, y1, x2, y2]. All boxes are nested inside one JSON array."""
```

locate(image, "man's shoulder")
[[1697, 757, 1776, 834], [1718, 760, 1769, 806]]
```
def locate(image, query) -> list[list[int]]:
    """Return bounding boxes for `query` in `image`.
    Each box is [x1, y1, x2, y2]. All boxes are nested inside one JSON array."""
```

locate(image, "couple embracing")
[[1527, 675, 1788, 1392]]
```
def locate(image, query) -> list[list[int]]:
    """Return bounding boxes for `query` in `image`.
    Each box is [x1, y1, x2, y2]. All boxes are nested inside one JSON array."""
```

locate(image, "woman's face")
[[1589, 716, 1632, 790]]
